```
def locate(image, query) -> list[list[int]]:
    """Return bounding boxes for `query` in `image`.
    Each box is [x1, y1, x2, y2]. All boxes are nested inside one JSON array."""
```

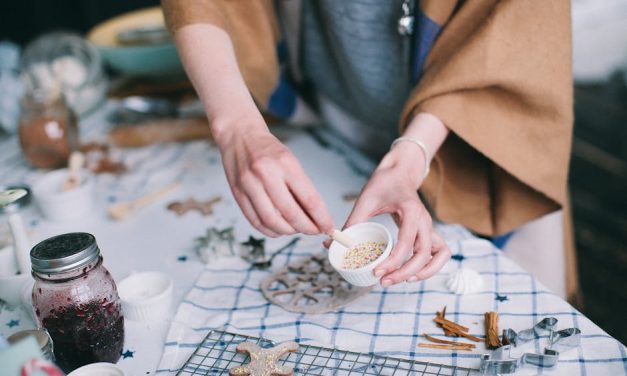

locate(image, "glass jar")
[[30, 232, 124, 373], [18, 88, 78, 169]]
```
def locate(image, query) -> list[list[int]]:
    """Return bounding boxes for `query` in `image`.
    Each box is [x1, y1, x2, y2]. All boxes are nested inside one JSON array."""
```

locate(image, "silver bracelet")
[[390, 136, 430, 179]]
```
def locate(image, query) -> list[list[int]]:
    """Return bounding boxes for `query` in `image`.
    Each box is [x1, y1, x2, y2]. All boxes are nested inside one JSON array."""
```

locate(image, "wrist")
[[210, 112, 268, 147], [385, 141, 427, 188]]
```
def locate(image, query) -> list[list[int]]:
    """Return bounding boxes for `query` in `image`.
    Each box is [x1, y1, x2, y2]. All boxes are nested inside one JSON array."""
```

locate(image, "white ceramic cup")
[[328, 222, 393, 287], [32, 168, 94, 221], [117, 271, 173, 322]]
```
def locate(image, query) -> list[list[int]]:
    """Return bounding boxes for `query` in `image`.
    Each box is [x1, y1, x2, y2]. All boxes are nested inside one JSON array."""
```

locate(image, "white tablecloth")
[[0, 105, 625, 375]]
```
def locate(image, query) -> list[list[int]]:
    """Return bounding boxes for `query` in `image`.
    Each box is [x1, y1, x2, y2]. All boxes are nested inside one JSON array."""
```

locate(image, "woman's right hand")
[[216, 118, 334, 237]]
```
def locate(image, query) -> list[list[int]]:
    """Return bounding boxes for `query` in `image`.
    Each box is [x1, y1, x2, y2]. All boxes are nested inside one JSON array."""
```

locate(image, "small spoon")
[[329, 229, 357, 248], [251, 237, 301, 270], [108, 182, 181, 221]]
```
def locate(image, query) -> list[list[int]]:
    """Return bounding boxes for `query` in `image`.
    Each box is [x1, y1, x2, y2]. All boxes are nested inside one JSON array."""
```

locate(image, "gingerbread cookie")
[[167, 197, 221, 216], [229, 341, 298, 376]]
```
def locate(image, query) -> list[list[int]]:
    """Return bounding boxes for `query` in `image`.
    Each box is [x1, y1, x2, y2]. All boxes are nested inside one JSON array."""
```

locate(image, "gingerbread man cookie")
[[229, 341, 299, 376], [167, 197, 221, 216]]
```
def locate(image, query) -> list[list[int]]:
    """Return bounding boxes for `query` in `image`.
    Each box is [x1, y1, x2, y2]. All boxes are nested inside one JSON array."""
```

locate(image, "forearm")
[[173, 23, 266, 144]]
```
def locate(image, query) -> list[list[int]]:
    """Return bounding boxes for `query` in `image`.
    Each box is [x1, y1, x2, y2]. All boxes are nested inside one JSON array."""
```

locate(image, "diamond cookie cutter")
[[481, 318, 581, 374]]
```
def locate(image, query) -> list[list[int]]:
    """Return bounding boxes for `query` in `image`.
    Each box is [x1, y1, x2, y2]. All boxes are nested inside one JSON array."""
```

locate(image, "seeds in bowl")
[[342, 241, 386, 269]]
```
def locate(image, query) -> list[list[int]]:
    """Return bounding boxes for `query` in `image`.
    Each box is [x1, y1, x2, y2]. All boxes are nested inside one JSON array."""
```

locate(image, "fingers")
[[342, 195, 375, 230], [261, 173, 319, 235], [287, 169, 334, 234], [374, 208, 418, 280], [409, 231, 451, 281], [382, 230, 451, 285], [232, 188, 280, 237], [240, 174, 298, 235]]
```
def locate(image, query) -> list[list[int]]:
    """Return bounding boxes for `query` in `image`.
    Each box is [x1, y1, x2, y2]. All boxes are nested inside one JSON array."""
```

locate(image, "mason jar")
[[18, 88, 78, 169], [30, 232, 124, 373]]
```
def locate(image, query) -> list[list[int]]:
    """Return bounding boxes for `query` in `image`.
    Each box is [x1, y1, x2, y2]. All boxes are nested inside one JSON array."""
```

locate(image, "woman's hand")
[[342, 141, 451, 287], [216, 118, 334, 237]]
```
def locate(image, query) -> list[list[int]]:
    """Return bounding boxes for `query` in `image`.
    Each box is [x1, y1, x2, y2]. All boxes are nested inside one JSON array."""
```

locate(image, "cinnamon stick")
[[437, 307, 455, 336], [485, 311, 502, 349], [418, 343, 473, 351], [433, 317, 469, 333], [423, 334, 476, 349]]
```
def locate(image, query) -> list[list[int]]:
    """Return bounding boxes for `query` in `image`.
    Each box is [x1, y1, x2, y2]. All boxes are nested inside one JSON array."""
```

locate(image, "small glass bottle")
[[18, 88, 78, 169], [30, 232, 124, 373]]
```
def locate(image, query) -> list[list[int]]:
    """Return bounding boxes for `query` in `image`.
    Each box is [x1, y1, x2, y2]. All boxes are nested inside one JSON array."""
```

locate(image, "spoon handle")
[[330, 229, 356, 248], [134, 182, 181, 208]]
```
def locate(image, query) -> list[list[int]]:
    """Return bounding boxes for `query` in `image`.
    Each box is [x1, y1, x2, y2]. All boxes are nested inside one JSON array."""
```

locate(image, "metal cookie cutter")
[[521, 328, 581, 368], [482, 319, 581, 374], [480, 345, 520, 374], [502, 317, 558, 346]]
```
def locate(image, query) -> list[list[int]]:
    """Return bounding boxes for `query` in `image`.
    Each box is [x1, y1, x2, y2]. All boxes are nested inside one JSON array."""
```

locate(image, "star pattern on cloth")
[[495, 294, 509, 302], [121, 349, 135, 359], [177, 255, 188, 262], [229, 341, 299, 376], [6, 319, 19, 328], [451, 254, 465, 262]]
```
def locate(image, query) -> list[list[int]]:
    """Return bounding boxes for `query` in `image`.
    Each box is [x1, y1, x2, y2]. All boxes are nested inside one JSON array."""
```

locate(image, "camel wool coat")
[[162, 0, 579, 302]]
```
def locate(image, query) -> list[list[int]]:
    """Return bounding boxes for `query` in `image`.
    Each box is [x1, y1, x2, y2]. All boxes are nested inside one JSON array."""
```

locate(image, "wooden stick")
[[423, 334, 476, 348], [329, 229, 357, 248], [485, 311, 502, 349], [433, 317, 469, 333], [418, 343, 472, 351]]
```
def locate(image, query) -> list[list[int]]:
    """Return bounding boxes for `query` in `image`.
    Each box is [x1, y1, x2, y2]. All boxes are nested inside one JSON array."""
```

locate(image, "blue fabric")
[[492, 231, 515, 250], [266, 70, 297, 119], [266, 42, 297, 119], [411, 8, 442, 82]]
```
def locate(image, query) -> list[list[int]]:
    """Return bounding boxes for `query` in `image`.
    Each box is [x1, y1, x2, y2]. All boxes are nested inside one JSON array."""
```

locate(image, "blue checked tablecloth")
[[0, 104, 625, 375], [156, 224, 627, 375]]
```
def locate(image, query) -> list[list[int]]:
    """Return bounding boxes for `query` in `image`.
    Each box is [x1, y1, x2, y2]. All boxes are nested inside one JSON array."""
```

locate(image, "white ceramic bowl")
[[117, 271, 173, 322], [68, 362, 126, 376], [32, 168, 94, 221], [0, 244, 19, 276], [328, 222, 393, 287], [0, 272, 32, 308]]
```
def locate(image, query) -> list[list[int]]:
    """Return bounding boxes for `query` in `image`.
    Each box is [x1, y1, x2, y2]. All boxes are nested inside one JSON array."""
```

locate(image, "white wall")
[[572, 0, 627, 82]]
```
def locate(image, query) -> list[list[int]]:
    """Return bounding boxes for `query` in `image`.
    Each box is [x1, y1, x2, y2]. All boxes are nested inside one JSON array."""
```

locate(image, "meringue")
[[446, 267, 483, 295]]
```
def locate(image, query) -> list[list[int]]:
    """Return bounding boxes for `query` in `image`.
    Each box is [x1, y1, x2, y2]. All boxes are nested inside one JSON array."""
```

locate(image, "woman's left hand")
[[341, 142, 451, 287]]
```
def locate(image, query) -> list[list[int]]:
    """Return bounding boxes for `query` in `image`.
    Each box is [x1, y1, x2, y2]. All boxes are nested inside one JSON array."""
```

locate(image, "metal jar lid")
[[7, 328, 55, 361], [30, 232, 100, 274]]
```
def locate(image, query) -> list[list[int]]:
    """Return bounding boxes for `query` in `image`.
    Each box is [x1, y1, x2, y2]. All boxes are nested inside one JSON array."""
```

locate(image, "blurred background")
[[1, 0, 626, 344]]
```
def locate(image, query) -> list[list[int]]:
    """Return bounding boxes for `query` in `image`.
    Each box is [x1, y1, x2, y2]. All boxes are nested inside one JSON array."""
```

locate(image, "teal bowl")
[[96, 43, 184, 77], [88, 6, 184, 78]]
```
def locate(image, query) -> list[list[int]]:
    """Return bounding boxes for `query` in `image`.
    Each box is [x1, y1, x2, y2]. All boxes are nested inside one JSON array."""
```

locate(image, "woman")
[[162, 0, 578, 301]]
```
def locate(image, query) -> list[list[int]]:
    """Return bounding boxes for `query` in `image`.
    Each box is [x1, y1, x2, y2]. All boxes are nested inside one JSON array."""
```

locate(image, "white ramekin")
[[32, 168, 94, 221], [328, 222, 393, 287], [117, 271, 173, 322], [68, 362, 126, 376]]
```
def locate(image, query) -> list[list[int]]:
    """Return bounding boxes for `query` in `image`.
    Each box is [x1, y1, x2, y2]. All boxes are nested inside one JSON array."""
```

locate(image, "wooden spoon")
[[329, 229, 357, 248], [108, 182, 181, 221]]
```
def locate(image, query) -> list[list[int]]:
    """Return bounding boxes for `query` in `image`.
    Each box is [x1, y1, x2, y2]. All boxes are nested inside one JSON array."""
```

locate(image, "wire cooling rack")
[[177, 329, 477, 375]]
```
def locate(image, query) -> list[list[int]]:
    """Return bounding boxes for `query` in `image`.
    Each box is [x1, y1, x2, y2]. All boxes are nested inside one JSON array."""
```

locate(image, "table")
[[0, 104, 625, 375]]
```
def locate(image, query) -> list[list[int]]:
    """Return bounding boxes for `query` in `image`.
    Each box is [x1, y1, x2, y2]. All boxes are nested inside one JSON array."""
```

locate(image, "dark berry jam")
[[41, 299, 124, 372]]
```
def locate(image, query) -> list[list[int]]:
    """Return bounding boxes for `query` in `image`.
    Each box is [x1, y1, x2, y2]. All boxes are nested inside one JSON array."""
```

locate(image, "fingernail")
[[374, 269, 386, 278], [381, 279, 393, 288], [407, 276, 418, 283]]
